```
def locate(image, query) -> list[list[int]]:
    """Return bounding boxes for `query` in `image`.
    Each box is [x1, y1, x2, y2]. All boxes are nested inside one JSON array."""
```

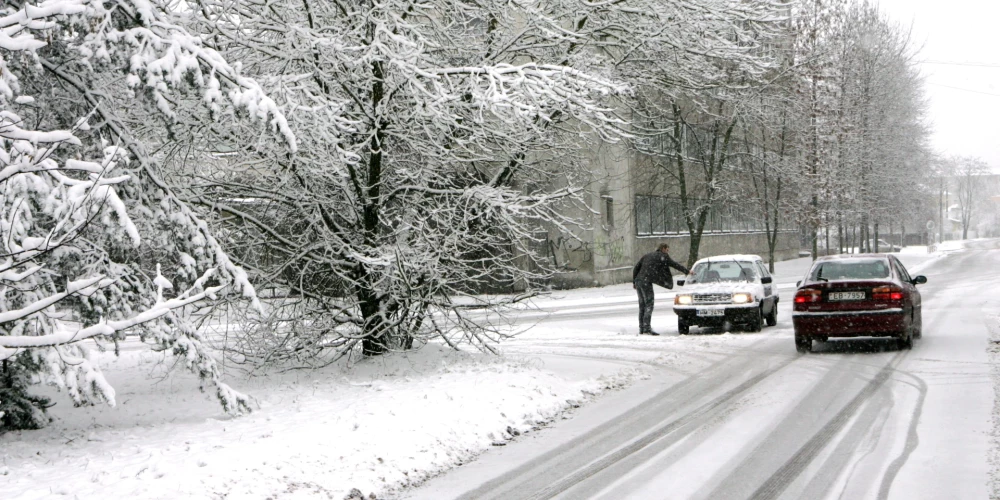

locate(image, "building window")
[[636, 196, 651, 234], [634, 195, 789, 236], [602, 195, 615, 228]]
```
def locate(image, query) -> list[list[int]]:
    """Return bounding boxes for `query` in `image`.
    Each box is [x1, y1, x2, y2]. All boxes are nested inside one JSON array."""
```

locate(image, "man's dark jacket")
[[633, 251, 689, 289]]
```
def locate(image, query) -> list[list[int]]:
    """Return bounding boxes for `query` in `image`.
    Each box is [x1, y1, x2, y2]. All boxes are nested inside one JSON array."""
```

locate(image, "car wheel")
[[913, 313, 922, 339], [795, 333, 812, 353], [897, 329, 913, 350], [765, 300, 778, 327], [678, 318, 690, 335], [746, 306, 763, 333]]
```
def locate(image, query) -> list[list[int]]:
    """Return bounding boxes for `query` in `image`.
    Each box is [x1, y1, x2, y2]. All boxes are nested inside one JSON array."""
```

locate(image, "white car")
[[866, 239, 900, 252], [672, 254, 779, 334]]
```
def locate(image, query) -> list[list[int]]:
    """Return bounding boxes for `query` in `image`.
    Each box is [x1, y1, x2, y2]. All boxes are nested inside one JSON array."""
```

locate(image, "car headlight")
[[675, 294, 693, 305], [732, 293, 753, 304]]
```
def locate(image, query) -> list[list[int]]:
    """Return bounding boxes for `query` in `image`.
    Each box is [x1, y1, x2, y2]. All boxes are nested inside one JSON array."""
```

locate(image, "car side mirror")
[[911, 275, 927, 285], [677, 279, 685, 286], [796, 280, 802, 287], [761, 276, 772, 284]]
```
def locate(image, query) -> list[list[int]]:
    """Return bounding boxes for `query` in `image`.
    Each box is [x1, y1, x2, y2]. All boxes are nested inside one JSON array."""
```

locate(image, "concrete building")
[[540, 141, 800, 289]]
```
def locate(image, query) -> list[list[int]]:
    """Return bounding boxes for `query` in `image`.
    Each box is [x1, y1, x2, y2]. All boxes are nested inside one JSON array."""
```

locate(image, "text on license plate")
[[829, 291, 865, 301], [697, 309, 725, 317]]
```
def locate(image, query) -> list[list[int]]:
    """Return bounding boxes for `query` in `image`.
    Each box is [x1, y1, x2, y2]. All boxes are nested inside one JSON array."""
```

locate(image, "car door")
[[755, 260, 775, 312], [891, 256, 921, 321]]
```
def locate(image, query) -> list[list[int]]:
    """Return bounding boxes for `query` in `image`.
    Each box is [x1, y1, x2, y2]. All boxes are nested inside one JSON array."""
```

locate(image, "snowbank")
[[0, 345, 639, 500]]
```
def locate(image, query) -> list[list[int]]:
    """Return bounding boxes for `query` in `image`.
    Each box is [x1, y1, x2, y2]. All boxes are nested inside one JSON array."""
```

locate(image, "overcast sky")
[[873, 1, 1000, 168]]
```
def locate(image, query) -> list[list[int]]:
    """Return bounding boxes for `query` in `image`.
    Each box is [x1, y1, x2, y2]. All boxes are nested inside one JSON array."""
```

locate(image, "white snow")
[[0, 242, 995, 500], [692, 253, 763, 264], [0, 344, 637, 500]]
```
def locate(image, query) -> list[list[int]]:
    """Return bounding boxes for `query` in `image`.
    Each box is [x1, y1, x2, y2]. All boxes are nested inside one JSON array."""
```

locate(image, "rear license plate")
[[829, 291, 865, 301], [697, 309, 725, 317]]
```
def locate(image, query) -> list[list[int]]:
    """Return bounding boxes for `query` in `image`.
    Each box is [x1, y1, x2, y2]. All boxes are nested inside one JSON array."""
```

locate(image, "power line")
[[919, 60, 1000, 68], [926, 82, 1000, 97]]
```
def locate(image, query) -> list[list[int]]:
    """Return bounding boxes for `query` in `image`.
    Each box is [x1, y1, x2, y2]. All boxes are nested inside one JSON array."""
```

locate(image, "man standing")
[[633, 243, 689, 335]]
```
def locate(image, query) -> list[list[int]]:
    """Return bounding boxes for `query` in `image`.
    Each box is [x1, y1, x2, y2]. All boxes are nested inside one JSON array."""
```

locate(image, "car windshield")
[[689, 261, 756, 283], [810, 259, 890, 281]]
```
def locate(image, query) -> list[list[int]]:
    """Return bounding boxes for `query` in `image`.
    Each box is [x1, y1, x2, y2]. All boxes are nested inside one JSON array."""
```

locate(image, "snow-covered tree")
[[851, 4, 929, 249], [951, 156, 991, 239], [0, 0, 295, 430], [157, 0, 637, 363], [611, 0, 788, 267], [786, 0, 849, 258], [737, 89, 799, 271], [786, 0, 930, 257]]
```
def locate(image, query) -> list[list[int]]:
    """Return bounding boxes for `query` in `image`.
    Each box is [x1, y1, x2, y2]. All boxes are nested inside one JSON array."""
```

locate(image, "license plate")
[[829, 291, 865, 301], [697, 309, 725, 317]]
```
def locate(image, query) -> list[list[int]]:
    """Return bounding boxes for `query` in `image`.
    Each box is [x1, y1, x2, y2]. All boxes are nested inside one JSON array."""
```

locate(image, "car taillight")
[[794, 289, 822, 303], [872, 285, 903, 301]]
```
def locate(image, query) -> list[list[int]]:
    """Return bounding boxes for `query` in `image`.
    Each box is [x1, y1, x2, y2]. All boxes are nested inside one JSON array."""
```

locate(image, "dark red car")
[[792, 254, 926, 353]]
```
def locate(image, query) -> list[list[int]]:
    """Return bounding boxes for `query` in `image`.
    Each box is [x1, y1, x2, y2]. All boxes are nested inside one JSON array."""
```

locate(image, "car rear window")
[[810, 259, 890, 281]]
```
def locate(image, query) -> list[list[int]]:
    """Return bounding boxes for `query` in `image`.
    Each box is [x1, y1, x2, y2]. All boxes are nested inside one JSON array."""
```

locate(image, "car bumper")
[[792, 308, 905, 337], [674, 303, 758, 326]]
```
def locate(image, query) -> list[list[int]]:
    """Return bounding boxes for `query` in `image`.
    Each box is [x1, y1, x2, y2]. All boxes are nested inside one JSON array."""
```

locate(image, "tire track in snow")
[[876, 370, 927, 500], [454, 338, 798, 500], [530, 363, 793, 500], [744, 357, 901, 500], [738, 250, 971, 500], [875, 246, 990, 498]]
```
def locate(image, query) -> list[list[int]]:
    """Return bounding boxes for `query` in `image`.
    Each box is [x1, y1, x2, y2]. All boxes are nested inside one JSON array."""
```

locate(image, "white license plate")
[[697, 309, 725, 317], [829, 291, 866, 301]]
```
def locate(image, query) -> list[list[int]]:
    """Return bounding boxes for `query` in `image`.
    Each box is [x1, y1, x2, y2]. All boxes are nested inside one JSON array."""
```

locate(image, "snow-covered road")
[[405, 242, 995, 500], [3, 243, 994, 500]]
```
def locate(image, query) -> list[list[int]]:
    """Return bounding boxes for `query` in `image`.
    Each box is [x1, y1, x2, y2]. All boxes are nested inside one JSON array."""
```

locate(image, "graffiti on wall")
[[546, 234, 591, 271], [593, 233, 627, 266], [543, 230, 628, 271]]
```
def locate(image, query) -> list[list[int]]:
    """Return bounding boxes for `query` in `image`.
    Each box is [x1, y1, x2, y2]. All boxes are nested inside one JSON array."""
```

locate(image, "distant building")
[[536, 140, 800, 289]]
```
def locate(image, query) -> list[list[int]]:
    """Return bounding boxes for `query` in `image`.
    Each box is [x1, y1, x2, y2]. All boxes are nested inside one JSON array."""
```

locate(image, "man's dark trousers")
[[636, 282, 655, 333]]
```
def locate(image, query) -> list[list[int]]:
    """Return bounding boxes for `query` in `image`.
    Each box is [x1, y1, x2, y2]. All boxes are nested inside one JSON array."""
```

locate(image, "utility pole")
[[938, 175, 944, 243]]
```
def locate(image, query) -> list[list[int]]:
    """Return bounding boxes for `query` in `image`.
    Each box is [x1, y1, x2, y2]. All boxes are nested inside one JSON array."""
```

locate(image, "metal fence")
[[635, 195, 783, 235]]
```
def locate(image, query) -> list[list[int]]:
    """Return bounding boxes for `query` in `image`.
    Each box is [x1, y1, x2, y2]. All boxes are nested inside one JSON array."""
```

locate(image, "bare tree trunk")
[[838, 218, 844, 254], [361, 24, 389, 357], [939, 176, 945, 243], [824, 224, 830, 257], [809, 73, 820, 261], [860, 216, 869, 253]]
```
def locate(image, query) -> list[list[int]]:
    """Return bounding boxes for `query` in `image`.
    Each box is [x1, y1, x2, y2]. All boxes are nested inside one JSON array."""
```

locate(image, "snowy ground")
[[0, 345, 646, 500], [0, 242, 988, 500]]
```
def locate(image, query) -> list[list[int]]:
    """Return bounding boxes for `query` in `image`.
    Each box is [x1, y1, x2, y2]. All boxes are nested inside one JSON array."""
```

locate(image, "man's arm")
[[633, 259, 642, 281], [668, 257, 689, 275]]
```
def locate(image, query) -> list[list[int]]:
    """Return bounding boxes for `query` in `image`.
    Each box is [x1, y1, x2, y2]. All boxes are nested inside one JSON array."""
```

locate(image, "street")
[[404, 243, 995, 500]]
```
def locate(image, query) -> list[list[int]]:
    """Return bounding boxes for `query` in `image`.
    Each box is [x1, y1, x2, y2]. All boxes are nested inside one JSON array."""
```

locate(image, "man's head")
[[657, 243, 670, 253]]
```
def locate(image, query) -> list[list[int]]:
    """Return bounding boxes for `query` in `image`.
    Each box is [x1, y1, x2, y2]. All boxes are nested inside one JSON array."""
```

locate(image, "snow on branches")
[[0, 0, 295, 151], [169, 0, 634, 363], [0, 0, 298, 428]]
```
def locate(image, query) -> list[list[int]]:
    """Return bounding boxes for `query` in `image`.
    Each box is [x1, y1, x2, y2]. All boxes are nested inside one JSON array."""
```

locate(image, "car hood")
[[676, 282, 760, 295]]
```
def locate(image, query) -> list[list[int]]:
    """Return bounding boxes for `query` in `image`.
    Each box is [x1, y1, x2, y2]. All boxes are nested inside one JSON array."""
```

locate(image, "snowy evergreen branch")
[[0, 0, 303, 429]]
